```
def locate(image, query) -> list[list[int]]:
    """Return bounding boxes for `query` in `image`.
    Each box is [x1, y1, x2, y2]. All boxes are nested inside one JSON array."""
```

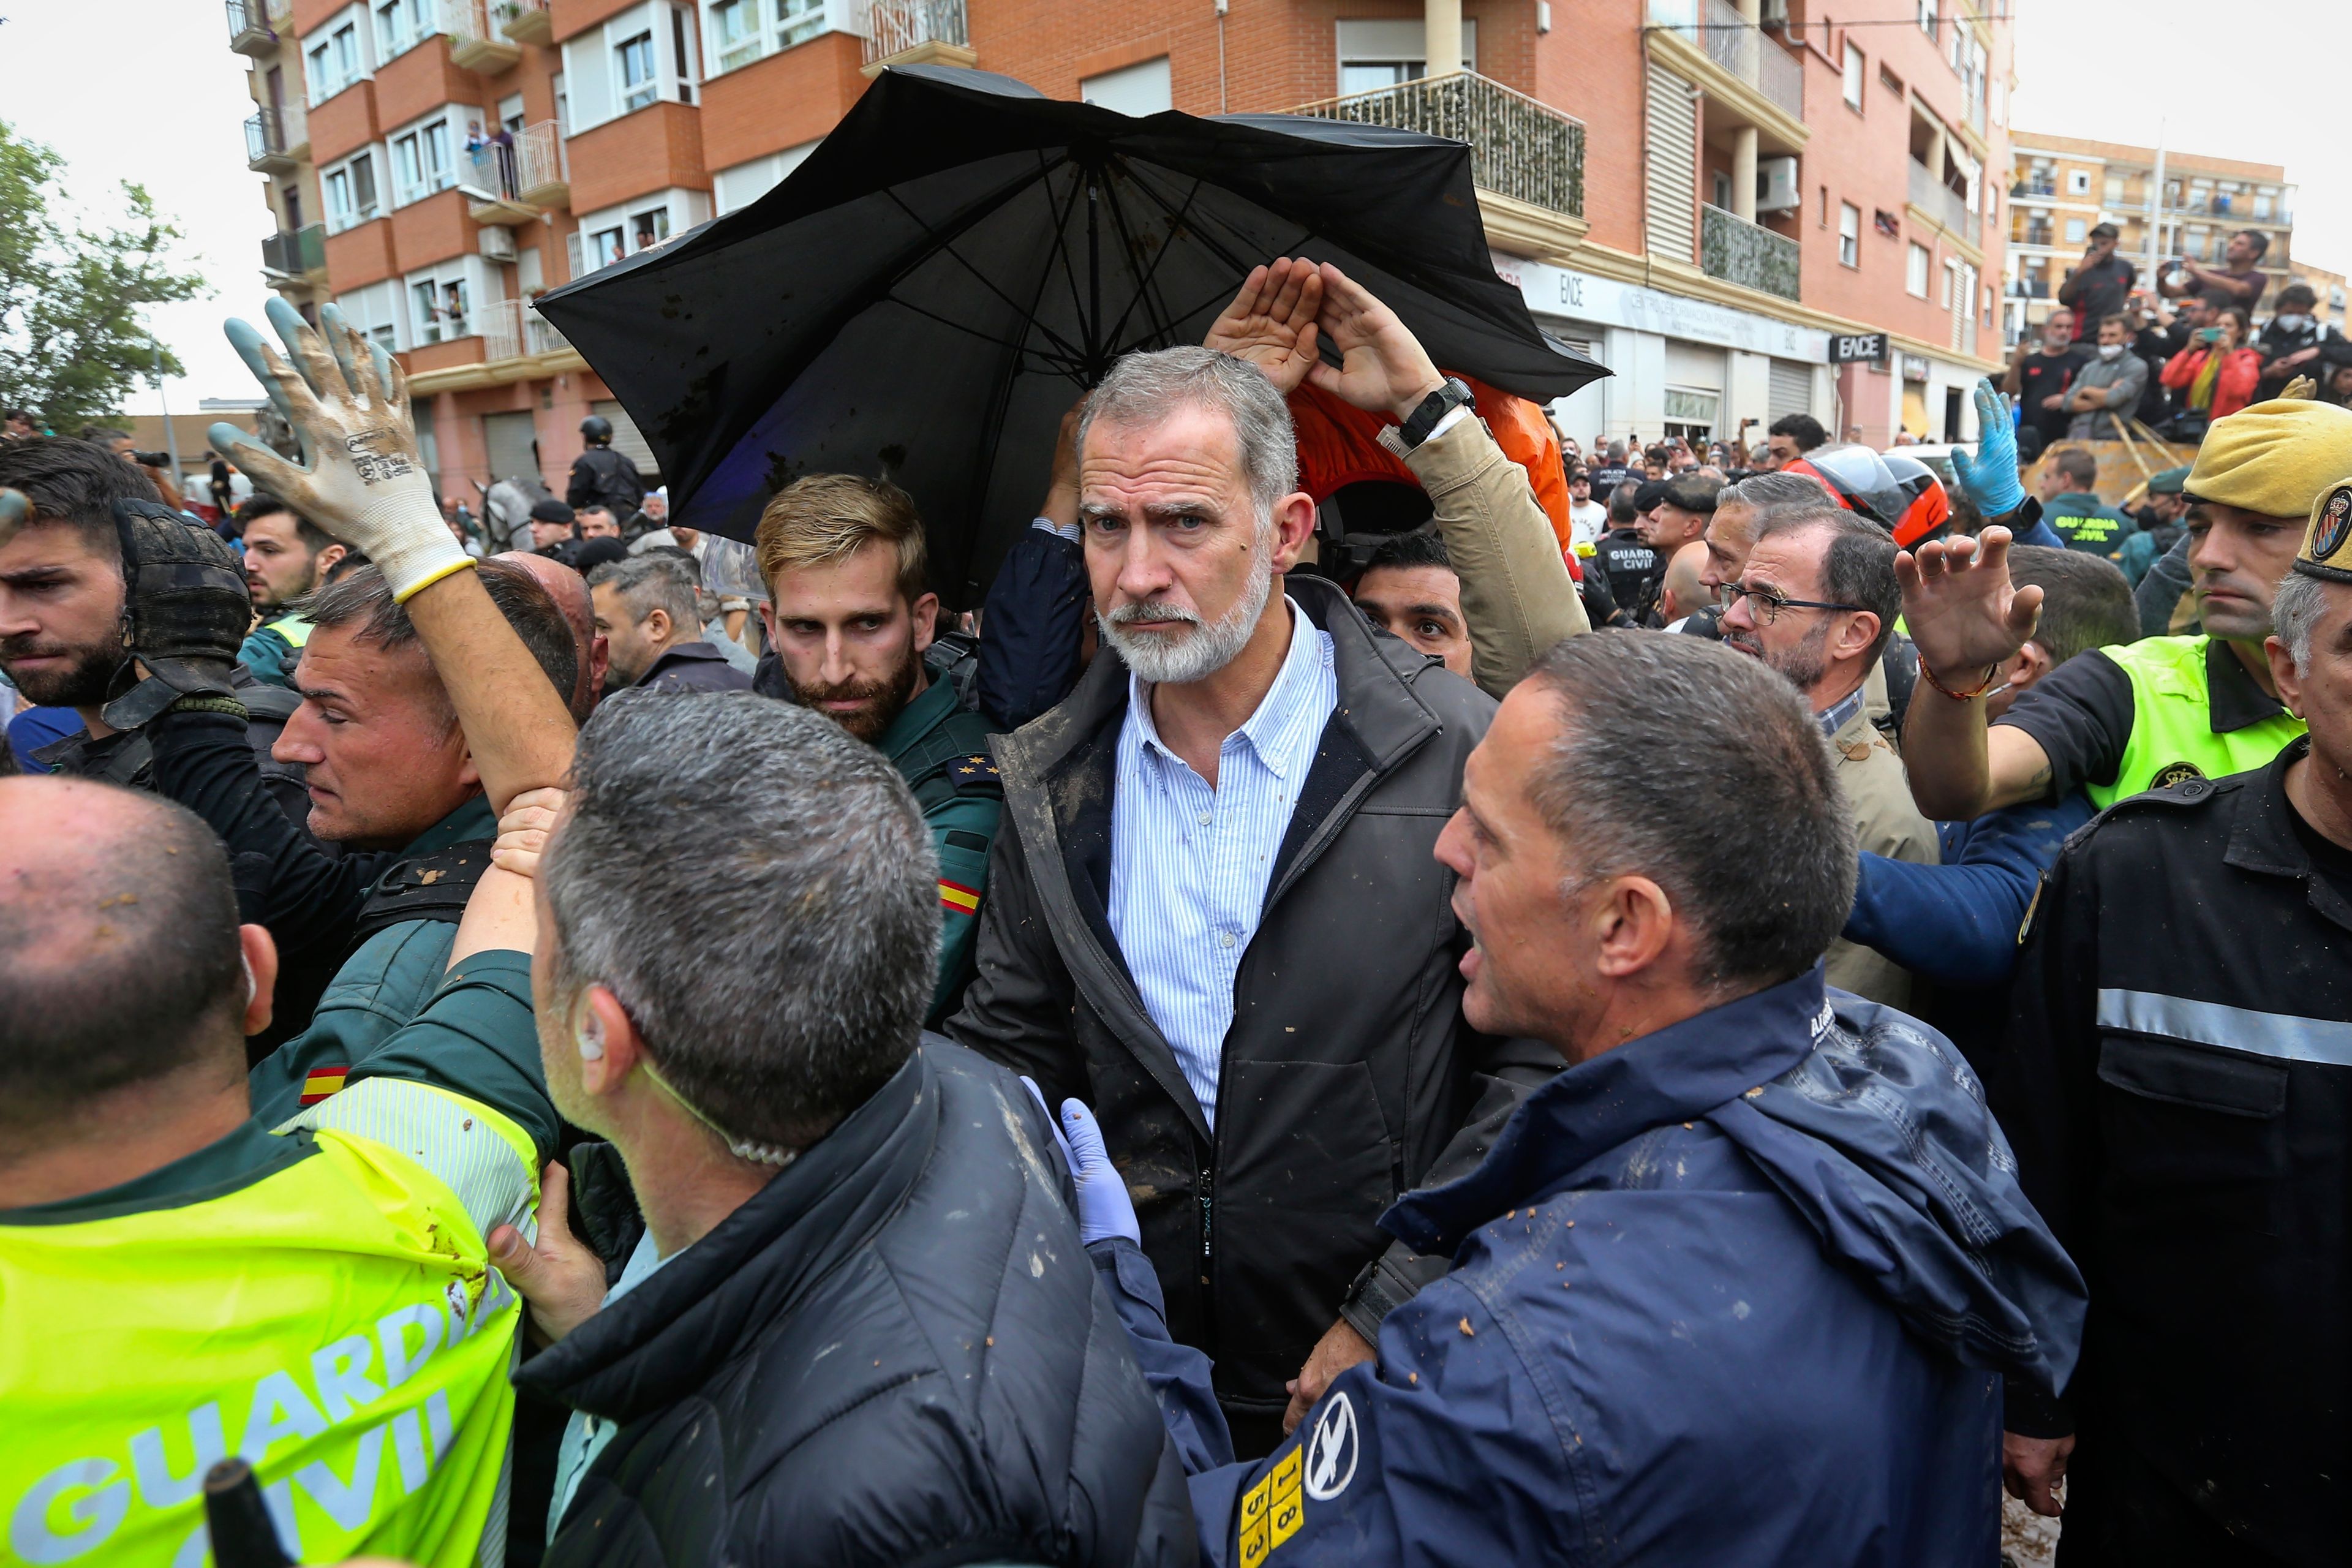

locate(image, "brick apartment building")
[[225, 0, 2015, 496], [2005, 133, 2301, 344]]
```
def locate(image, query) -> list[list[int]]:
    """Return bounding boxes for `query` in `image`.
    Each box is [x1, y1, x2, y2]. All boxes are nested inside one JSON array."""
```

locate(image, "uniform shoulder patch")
[[948, 752, 1003, 795]]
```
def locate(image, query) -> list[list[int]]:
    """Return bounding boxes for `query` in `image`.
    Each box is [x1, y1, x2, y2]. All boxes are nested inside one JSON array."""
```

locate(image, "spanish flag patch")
[[299, 1067, 349, 1106], [939, 879, 981, 916]]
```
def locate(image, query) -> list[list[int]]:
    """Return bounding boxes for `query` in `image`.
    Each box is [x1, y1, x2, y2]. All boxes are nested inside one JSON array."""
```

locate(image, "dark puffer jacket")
[[525, 1041, 1197, 1567]]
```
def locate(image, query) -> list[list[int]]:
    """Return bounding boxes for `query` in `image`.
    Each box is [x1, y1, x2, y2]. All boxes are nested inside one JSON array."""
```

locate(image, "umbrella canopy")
[[535, 64, 1607, 603]]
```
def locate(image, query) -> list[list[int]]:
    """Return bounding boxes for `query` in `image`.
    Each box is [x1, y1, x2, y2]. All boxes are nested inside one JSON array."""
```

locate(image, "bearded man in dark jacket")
[[492, 692, 1194, 1567], [948, 303, 1556, 1457]]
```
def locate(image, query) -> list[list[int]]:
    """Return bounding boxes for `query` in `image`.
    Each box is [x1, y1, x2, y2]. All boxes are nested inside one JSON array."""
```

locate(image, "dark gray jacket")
[[947, 575, 1555, 1438], [530, 1041, 1195, 1567]]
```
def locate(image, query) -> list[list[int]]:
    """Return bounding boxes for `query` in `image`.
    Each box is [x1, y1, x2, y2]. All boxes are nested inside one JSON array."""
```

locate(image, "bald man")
[[496, 549, 609, 717], [1657, 541, 1711, 631], [0, 775, 551, 1566]]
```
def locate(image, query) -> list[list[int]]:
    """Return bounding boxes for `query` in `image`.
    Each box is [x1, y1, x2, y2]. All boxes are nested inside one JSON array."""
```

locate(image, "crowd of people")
[[3, 247, 2348, 1568]]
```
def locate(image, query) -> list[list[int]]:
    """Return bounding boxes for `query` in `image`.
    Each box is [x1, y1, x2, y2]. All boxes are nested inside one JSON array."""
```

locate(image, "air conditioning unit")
[[478, 225, 518, 262], [1757, 157, 1801, 213]]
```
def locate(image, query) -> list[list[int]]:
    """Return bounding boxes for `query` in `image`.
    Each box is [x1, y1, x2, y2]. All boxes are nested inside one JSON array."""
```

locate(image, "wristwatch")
[[1396, 377, 1476, 451]]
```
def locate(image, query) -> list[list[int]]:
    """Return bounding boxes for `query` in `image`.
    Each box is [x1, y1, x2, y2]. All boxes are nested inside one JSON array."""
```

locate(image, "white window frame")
[[572, 188, 713, 273], [307, 5, 372, 106], [1841, 42, 1864, 109], [701, 0, 827, 79], [333, 279, 405, 353], [1838, 202, 1860, 268], [1906, 242, 1931, 298], [1940, 259, 1955, 309], [321, 145, 386, 233], [388, 106, 477, 209], [372, 0, 437, 64], [568, 4, 703, 132], [712, 140, 818, 214], [1917, 0, 1936, 37], [2067, 168, 2090, 197], [2064, 217, 2087, 245], [617, 30, 658, 113], [1335, 18, 1478, 96], [404, 257, 494, 347]]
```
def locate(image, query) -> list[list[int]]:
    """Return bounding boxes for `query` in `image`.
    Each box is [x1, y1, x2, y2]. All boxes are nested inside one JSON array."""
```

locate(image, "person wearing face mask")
[[2161, 306, 2264, 435], [2253, 284, 2350, 404], [2005, 309, 2090, 448], [2064, 314, 2152, 442]]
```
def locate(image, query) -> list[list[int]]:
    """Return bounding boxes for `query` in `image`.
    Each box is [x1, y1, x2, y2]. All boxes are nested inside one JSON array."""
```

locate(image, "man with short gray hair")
[[586, 554, 750, 694], [1063, 631, 2084, 1566], [489, 693, 1193, 1563], [952, 328, 1555, 1455]]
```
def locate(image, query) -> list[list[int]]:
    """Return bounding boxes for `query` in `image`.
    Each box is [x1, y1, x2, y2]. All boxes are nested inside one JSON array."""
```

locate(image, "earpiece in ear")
[[578, 1018, 606, 1061]]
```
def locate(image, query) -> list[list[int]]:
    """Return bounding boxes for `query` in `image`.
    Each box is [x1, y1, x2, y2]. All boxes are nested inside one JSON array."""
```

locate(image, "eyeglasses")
[[1719, 582, 1866, 625]]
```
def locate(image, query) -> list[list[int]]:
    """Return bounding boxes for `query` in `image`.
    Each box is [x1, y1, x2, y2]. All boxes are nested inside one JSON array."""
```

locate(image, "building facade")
[[2006, 133, 2298, 343], [225, 0, 2015, 500]]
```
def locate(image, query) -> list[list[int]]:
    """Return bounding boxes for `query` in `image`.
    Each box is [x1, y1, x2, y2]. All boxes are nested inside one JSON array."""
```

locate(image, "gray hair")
[[588, 553, 700, 633], [1077, 345, 1298, 524], [541, 693, 939, 1153], [2272, 568, 2337, 674], [1718, 470, 1838, 518], [1521, 635, 1856, 993]]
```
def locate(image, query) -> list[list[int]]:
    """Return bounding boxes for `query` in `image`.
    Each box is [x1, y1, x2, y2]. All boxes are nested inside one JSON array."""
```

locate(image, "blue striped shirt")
[[1108, 599, 1338, 1126]]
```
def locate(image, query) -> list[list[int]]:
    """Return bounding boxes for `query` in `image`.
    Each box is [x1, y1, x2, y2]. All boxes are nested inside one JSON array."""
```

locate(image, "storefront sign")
[[1828, 331, 1889, 365]]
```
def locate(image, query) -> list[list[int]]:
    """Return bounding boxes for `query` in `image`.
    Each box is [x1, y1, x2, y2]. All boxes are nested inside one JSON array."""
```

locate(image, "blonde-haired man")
[[755, 473, 1000, 1023]]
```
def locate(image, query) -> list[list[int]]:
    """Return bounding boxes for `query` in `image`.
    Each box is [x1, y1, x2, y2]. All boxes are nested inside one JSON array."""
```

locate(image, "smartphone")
[[2198, 327, 2223, 344]]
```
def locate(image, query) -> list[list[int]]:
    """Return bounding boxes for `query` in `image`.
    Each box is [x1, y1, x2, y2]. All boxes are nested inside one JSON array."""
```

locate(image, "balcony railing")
[[441, 0, 522, 70], [2011, 178, 2057, 198], [516, 120, 568, 205], [2020, 225, 2052, 247], [261, 224, 326, 279], [496, 0, 552, 45], [227, 0, 290, 53], [1909, 159, 1981, 246], [1291, 71, 1585, 220], [244, 107, 290, 169], [2008, 278, 2049, 298], [864, 0, 967, 65], [1701, 202, 1799, 300], [1646, 0, 1803, 119], [480, 299, 571, 362]]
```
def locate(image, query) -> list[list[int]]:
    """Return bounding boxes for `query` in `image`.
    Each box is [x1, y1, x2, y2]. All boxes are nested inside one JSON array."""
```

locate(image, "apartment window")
[[2067, 169, 2090, 196], [334, 23, 361, 85], [554, 72, 568, 136], [775, 0, 824, 48], [375, 0, 434, 58], [1839, 202, 1860, 268], [324, 151, 380, 232], [2065, 217, 2086, 244], [411, 277, 471, 344], [1940, 260, 1954, 309], [307, 40, 331, 99], [392, 119, 454, 206], [712, 0, 757, 70], [1336, 18, 1477, 94], [336, 281, 404, 353], [282, 186, 304, 231], [1819, 185, 1830, 227], [618, 32, 658, 113], [1918, 0, 1936, 36], [1082, 57, 1172, 117], [1907, 242, 1931, 297], [2256, 191, 2274, 219], [672, 6, 696, 104], [2105, 176, 2124, 205], [308, 15, 365, 105], [592, 226, 626, 268], [1713, 170, 1734, 210], [632, 206, 672, 249], [1842, 42, 1863, 109]]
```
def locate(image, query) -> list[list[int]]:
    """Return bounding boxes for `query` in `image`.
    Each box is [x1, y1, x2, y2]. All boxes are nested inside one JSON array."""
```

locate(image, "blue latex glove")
[[1021, 1079, 1141, 1245], [1948, 377, 2026, 521]]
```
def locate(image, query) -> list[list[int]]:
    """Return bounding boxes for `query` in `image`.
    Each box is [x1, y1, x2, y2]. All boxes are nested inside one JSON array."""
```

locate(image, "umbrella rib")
[[875, 293, 1074, 366], [881, 183, 1091, 367], [1094, 164, 1190, 353]]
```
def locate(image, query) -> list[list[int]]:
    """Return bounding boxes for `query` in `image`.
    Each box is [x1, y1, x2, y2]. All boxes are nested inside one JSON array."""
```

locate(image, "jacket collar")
[[640, 640, 730, 676], [2203, 635, 2289, 734], [1383, 968, 1831, 1257], [2222, 736, 2352, 933], [404, 793, 497, 856], [879, 669, 959, 763], [518, 1044, 938, 1423]]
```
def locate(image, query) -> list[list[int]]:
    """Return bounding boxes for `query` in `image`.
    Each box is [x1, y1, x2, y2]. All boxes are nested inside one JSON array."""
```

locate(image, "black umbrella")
[[535, 64, 1607, 602]]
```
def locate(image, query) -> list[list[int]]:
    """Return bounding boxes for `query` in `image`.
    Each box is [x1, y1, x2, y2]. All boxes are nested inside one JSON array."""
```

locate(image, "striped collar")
[[1126, 594, 1330, 779], [1816, 682, 1868, 739]]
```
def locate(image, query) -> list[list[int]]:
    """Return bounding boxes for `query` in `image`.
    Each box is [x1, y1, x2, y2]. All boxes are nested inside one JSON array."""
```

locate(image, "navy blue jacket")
[[1104, 970, 2085, 1567], [1845, 791, 2097, 992], [978, 525, 1090, 731]]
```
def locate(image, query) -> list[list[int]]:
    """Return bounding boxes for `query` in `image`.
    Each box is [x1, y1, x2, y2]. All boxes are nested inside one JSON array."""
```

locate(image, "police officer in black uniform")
[[566, 415, 646, 520], [1994, 477, 2352, 1567], [1593, 478, 1665, 626]]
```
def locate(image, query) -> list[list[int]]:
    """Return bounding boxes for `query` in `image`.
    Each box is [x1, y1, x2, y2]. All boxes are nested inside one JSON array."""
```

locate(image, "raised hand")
[[1204, 258, 1325, 394], [1896, 526, 2043, 686], [1306, 263, 1446, 421], [489, 786, 571, 879], [208, 298, 468, 603], [1948, 378, 2026, 521]]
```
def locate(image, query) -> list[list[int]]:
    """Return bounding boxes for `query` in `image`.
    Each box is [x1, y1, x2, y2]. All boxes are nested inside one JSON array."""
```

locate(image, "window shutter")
[[1645, 66, 1698, 265]]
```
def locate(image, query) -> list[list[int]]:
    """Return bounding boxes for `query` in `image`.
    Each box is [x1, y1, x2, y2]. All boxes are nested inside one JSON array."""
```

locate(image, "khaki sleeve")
[[1393, 413, 1588, 698]]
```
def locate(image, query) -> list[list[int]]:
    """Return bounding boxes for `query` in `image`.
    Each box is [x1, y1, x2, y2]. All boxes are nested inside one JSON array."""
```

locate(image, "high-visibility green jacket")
[[2087, 635, 2307, 807]]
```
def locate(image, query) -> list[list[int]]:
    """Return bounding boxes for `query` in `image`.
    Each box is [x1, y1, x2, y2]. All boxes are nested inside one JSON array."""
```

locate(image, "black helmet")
[[580, 415, 613, 443], [1784, 443, 1907, 532]]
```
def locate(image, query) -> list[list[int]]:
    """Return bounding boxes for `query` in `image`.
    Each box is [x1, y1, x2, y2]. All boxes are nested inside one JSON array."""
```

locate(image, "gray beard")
[[1097, 543, 1275, 686]]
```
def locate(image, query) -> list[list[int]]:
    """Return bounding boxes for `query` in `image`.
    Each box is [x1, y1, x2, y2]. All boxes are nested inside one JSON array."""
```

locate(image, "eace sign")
[[1829, 331, 1890, 366]]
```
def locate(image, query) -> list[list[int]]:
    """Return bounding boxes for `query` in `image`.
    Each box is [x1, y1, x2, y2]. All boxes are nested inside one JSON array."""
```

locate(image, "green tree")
[[0, 119, 210, 432]]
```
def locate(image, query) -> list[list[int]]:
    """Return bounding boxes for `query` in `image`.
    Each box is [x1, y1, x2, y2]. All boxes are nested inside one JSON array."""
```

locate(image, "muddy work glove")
[[99, 500, 258, 730], [209, 296, 468, 602]]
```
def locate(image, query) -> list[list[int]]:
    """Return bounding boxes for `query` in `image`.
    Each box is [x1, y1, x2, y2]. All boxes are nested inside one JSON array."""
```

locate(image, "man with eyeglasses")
[[1721, 503, 1936, 1006]]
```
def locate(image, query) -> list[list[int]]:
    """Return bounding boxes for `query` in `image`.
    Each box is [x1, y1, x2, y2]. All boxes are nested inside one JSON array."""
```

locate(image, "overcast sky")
[[2, 0, 2342, 415]]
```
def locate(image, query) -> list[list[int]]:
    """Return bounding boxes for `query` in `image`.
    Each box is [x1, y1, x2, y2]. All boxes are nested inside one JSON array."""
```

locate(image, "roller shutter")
[[1645, 66, 1698, 266]]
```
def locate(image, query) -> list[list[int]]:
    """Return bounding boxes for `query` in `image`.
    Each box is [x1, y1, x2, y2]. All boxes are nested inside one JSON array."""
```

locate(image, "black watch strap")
[[1397, 377, 1474, 450]]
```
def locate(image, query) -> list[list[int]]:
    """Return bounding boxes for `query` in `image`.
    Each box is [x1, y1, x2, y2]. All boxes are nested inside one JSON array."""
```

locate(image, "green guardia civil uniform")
[[0, 950, 552, 1568], [879, 674, 1003, 1026], [239, 614, 315, 690]]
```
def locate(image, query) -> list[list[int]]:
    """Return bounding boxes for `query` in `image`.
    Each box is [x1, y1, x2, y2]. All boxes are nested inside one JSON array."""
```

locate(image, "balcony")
[[261, 224, 327, 282], [2019, 225, 2052, 249], [862, 0, 974, 72], [1291, 72, 1585, 221], [2010, 178, 2057, 200], [226, 0, 290, 55], [441, 0, 521, 72], [2008, 277, 2050, 298], [1646, 0, 1803, 121], [480, 298, 571, 363], [497, 0, 552, 45], [515, 120, 568, 208], [1909, 159, 1981, 247], [1701, 202, 1799, 300], [244, 107, 297, 172]]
